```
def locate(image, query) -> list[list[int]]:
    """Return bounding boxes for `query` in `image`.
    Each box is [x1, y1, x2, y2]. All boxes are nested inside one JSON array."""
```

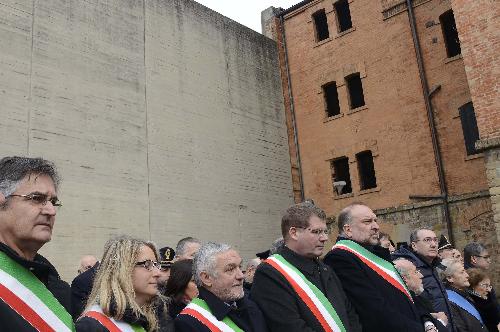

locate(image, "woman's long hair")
[[164, 259, 194, 302], [83, 235, 159, 331]]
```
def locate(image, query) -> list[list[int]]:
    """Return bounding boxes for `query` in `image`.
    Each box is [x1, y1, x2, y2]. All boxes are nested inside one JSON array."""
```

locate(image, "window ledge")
[[335, 27, 356, 39], [334, 192, 354, 200], [323, 113, 344, 123], [314, 37, 332, 48], [444, 54, 462, 64], [359, 187, 380, 195], [347, 105, 368, 115], [465, 153, 484, 161]]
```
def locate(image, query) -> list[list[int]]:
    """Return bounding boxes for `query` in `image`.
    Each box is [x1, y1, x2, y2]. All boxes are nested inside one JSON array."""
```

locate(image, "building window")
[[356, 150, 377, 190], [323, 82, 341, 117], [334, 0, 352, 32], [346, 73, 365, 109], [459, 102, 480, 155], [439, 10, 461, 58], [331, 157, 352, 195], [313, 9, 329, 42]]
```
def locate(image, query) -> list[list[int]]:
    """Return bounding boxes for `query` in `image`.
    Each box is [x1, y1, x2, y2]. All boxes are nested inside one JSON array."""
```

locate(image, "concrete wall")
[[0, 0, 293, 280]]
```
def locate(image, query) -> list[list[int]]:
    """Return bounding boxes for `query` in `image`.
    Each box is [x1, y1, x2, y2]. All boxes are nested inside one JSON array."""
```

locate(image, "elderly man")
[[175, 237, 201, 261], [324, 203, 423, 331], [243, 258, 261, 292], [395, 259, 449, 332], [393, 229, 454, 330], [252, 202, 361, 332], [175, 242, 267, 331], [0, 156, 73, 331]]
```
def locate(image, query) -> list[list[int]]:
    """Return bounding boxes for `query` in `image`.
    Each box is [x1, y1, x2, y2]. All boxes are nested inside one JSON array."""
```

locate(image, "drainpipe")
[[279, 13, 305, 202], [406, 0, 454, 244]]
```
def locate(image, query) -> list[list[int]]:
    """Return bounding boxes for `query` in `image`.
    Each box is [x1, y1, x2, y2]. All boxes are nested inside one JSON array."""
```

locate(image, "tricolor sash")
[[265, 254, 346, 332], [332, 240, 413, 302], [446, 290, 484, 325], [0, 251, 75, 332], [84, 305, 146, 332], [179, 297, 243, 332]]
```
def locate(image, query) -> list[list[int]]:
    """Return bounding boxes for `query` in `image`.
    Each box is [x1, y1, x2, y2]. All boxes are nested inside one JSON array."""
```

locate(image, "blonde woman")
[[76, 235, 161, 332]]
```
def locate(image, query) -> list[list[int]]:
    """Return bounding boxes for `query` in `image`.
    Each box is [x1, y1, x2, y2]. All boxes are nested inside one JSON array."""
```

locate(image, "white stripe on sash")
[[268, 257, 343, 332], [87, 305, 136, 332], [185, 302, 235, 332], [0, 268, 72, 332]]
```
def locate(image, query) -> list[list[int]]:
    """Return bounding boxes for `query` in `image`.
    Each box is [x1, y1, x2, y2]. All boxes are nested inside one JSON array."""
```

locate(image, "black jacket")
[[414, 292, 449, 332], [75, 305, 150, 332], [251, 246, 362, 332], [175, 286, 267, 332], [0, 242, 72, 331], [468, 291, 500, 332], [71, 263, 99, 320], [324, 238, 424, 332], [446, 286, 486, 332], [393, 245, 455, 328]]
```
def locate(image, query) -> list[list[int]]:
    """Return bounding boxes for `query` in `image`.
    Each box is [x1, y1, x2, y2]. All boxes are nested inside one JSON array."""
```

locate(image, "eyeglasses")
[[135, 259, 161, 271], [7, 193, 62, 207], [479, 283, 492, 289], [474, 255, 491, 260], [296, 227, 330, 236], [416, 237, 438, 244]]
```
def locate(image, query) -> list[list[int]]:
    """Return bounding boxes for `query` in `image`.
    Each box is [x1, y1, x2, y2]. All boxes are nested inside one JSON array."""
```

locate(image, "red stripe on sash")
[[85, 311, 122, 332], [0, 282, 55, 331], [337, 246, 412, 301], [266, 259, 332, 332], [180, 308, 222, 332]]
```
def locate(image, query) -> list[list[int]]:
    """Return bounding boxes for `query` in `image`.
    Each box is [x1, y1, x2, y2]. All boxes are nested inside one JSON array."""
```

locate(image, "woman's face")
[[132, 245, 161, 306], [447, 264, 470, 290], [473, 278, 492, 298], [182, 280, 199, 303]]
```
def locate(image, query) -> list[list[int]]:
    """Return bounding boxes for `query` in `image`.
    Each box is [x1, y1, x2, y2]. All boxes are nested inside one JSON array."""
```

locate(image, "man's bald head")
[[78, 255, 98, 274]]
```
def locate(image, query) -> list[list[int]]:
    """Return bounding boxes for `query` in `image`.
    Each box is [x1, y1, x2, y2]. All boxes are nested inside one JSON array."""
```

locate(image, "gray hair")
[[464, 242, 487, 266], [0, 156, 60, 209], [393, 258, 412, 277], [245, 258, 261, 270], [193, 242, 231, 287], [437, 258, 462, 282], [269, 237, 284, 255], [337, 202, 368, 234], [175, 237, 201, 257]]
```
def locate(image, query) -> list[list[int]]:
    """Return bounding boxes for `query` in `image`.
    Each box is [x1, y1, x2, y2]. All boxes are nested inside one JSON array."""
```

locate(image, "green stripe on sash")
[[191, 297, 244, 332], [0, 251, 75, 331], [273, 254, 346, 332], [131, 323, 147, 332]]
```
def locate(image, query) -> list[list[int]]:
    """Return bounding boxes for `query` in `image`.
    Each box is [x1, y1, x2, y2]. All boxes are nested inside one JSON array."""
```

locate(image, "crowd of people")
[[0, 155, 499, 332]]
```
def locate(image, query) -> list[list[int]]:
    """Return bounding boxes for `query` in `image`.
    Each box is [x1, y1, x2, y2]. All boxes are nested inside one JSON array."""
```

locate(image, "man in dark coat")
[[0, 156, 73, 331], [251, 202, 362, 332], [324, 203, 425, 332], [71, 262, 99, 319], [175, 242, 267, 331], [392, 229, 455, 331]]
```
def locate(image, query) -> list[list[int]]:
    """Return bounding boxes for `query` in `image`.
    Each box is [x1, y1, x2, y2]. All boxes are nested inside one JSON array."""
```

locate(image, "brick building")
[[262, 0, 498, 280]]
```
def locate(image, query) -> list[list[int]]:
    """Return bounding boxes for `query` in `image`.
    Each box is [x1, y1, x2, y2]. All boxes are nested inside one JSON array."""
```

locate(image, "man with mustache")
[[0, 156, 74, 331], [251, 202, 361, 332], [393, 228, 455, 331], [324, 203, 424, 331], [175, 242, 267, 331]]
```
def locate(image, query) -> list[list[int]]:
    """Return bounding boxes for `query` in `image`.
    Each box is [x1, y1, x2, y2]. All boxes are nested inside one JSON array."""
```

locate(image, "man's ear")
[[289, 227, 299, 241], [0, 193, 6, 206], [343, 224, 352, 238], [470, 256, 478, 265], [200, 271, 212, 288]]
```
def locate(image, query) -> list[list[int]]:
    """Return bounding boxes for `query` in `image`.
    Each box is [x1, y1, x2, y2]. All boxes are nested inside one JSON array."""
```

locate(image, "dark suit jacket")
[[71, 263, 98, 320], [324, 238, 424, 332], [175, 287, 267, 332], [251, 246, 362, 332]]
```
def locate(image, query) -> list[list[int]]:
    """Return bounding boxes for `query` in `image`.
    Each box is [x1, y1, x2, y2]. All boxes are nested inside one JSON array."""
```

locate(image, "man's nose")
[[42, 201, 57, 216], [236, 268, 244, 280]]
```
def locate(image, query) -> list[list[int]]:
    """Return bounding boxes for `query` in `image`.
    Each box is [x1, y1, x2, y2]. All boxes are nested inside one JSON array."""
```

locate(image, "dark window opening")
[[459, 102, 480, 155], [331, 157, 352, 195], [323, 82, 341, 117], [346, 73, 365, 109], [440, 10, 461, 58], [334, 0, 353, 32], [356, 150, 377, 190], [313, 10, 329, 42]]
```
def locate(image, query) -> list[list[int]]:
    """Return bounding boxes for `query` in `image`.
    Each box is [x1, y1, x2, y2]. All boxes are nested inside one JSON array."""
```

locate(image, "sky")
[[194, 0, 301, 33]]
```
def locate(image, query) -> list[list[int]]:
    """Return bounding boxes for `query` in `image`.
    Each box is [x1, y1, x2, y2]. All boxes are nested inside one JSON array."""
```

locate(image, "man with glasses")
[[251, 202, 361, 331], [393, 228, 455, 331], [324, 203, 424, 331], [0, 156, 74, 331]]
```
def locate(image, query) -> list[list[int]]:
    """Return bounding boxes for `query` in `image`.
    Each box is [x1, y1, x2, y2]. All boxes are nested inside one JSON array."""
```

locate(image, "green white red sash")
[[332, 239, 413, 302], [0, 251, 75, 331], [180, 297, 243, 332], [84, 305, 146, 332], [265, 254, 346, 332]]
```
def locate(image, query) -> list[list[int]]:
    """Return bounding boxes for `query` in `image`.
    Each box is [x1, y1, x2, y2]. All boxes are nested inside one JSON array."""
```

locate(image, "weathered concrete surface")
[[0, 0, 293, 280]]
